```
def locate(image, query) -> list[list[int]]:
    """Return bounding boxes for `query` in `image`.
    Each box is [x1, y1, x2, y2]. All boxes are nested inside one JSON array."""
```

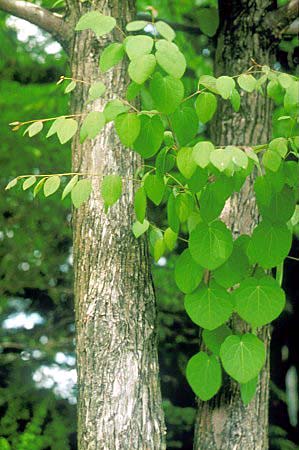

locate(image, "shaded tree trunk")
[[193, 1, 277, 448]]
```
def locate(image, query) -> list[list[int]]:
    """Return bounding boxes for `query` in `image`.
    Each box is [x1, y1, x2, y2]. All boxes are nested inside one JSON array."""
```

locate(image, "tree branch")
[[0, 0, 72, 50], [264, 0, 299, 36]]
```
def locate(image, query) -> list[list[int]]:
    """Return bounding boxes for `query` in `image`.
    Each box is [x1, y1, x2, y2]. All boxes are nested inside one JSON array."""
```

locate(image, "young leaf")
[[133, 115, 164, 158], [71, 179, 92, 208], [235, 276, 285, 327], [101, 174, 122, 209], [87, 81, 106, 102], [5, 177, 18, 190], [124, 35, 154, 60], [46, 116, 66, 138], [164, 227, 177, 251], [144, 174, 165, 206], [247, 220, 292, 269], [170, 106, 198, 145], [149, 73, 184, 114], [26, 121, 43, 137], [174, 249, 204, 294], [134, 187, 147, 223], [128, 54, 156, 85], [33, 177, 46, 198], [177, 147, 197, 179], [132, 219, 149, 238], [80, 111, 105, 143], [75, 11, 116, 37], [44, 176, 61, 197], [220, 334, 266, 384], [126, 20, 148, 31], [202, 325, 232, 356], [210, 148, 232, 172], [57, 118, 78, 144], [186, 352, 222, 401], [155, 40, 186, 79], [114, 112, 140, 147], [23, 175, 37, 190], [192, 141, 215, 168], [240, 377, 258, 406], [189, 220, 233, 270], [230, 146, 248, 169], [185, 281, 233, 330], [64, 80, 76, 94], [195, 92, 217, 123], [155, 21, 176, 41], [268, 137, 288, 158], [99, 43, 125, 72], [62, 175, 79, 200], [103, 100, 129, 122], [237, 74, 257, 93], [216, 76, 235, 99]]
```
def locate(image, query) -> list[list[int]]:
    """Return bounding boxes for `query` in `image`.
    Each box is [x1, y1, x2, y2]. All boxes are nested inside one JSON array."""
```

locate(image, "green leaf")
[[278, 73, 294, 89], [144, 174, 165, 206], [175, 193, 195, 223], [237, 74, 257, 93], [126, 20, 148, 31], [170, 106, 198, 145], [202, 325, 232, 356], [23, 175, 36, 190], [186, 352, 222, 400], [235, 276, 285, 327], [210, 147, 232, 172], [153, 237, 166, 262], [99, 43, 125, 72], [114, 112, 140, 147], [174, 249, 204, 293], [199, 184, 226, 223], [155, 40, 186, 78], [57, 118, 78, 144], [71, 179, 92, 208], [220, 333, 266, 383], [262, 150, 281, 172], [133, 114, 164, 158], [185, 281, 233, 330], [216, 76, 235, 99], [87, 81, 106, 102], [126, 82, 142, 101], [155, 21, 176, 41], [230, 88, 241, 112], [257, 185, 296, 223], [188, 168, 208, 193], [195, 92, 217, 123], [269, 137, 288, 158], [230, 146, 248, 169], [189, 220, 233, 270], [101, 175, 122, 209], [134, 187, 147, 223], [43, 176, 61, 197], [5, 177, 18, 190], [46, 116, 65, 138], [62, 175, 79, 200], [247, 220, 292, 269], [197, 8, 219, 37], [198, 75, 219, 94], [128, 54, 156, 84], [132, 219, 149, 238], [177, 147, 197, 179], [33, 178, 46, 197], [156, 147, 175, 176], [64, 80, 76, 94], [80, 112, 105, 143], [193, 141, 215, 168], [214, 235, 250, 288], [75, 11, 116, 37], [164, 227, 178, 251], [149, 73, 184, 114], [167, 192, 180, 232], [103, 100, 129, 122], [125, 35, 154, 60], [240, 377, 258, 406], [26, 121, 43, 137]]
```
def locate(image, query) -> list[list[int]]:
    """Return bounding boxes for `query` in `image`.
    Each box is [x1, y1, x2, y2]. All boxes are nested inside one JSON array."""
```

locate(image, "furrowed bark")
[[0, 0, 71, 50], [193, 1, 276, 448], [70, 1, 166, 449]]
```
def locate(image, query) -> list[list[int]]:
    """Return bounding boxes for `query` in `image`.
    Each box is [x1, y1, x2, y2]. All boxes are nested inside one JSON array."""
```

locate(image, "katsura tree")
[[1, 1, 299, 450]]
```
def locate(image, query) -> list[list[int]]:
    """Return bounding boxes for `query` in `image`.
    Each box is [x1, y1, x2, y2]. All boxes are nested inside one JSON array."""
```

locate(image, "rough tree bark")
[[193, 1, 297, 449], [0, 1, 166, 449]]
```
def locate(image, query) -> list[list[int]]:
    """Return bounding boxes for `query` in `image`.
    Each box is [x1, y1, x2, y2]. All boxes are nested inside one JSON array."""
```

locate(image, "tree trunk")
[[193, 1, 276, 448], [69, 2, 166, 449]]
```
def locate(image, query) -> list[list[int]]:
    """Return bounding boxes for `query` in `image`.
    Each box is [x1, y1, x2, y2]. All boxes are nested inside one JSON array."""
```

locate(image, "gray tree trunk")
[[69, 2, 166, 449], [193, 1, 276, 448]]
